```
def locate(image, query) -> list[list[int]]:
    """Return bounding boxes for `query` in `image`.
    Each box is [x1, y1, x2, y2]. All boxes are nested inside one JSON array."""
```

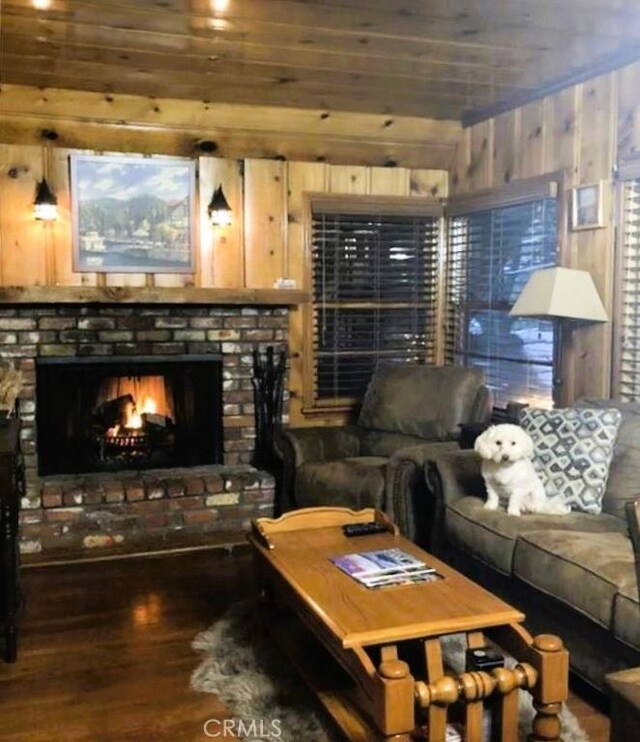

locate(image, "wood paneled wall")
[[450, 60, 640, 403], [0, 87, 448, 426], [0, 149, 446, 287]]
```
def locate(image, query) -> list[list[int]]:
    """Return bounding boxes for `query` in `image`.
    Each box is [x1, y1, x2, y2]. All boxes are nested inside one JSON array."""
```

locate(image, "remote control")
[[342, 522, 389, 537]]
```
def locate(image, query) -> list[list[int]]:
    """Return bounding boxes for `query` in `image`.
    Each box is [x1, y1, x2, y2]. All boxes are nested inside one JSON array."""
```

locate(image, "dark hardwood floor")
[[0, 548, 610, 741]]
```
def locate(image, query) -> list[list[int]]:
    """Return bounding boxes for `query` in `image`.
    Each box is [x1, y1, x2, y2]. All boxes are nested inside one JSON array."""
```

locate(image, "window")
[[309, 198, 442, 407], [447, 188, 558, 408], [616, 178, 640, 400]]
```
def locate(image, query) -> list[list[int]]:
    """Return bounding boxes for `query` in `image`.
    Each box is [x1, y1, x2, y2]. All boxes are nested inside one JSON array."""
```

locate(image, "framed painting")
[[71, 154, 197, 273], [571, 181, 605, 231]]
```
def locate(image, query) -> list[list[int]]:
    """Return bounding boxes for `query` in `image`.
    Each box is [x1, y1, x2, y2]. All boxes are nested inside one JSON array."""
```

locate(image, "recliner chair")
[[278, 364, 492, 543]]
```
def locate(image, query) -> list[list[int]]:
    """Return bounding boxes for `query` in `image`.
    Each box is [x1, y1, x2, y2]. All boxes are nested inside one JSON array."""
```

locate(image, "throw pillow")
[[519, 407, 622, 514]]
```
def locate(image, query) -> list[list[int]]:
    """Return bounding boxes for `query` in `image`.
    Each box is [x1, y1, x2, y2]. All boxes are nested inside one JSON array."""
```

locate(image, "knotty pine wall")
[[0, 106, 448, 427], [451, 59, 640, 404]]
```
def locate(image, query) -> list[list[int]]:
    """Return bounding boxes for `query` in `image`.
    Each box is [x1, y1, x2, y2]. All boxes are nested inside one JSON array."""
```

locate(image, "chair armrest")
[[388, 441, 460, 470], [275, 426, 362, 514], [425, 449, 484, 507], [425, 450, 485, 555], [385, 441, 459, 544], [278, 426, 362, 468]]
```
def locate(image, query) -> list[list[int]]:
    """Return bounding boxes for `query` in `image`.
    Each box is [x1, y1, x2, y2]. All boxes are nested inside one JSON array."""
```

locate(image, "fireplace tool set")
[[251, 346, 286, 471]]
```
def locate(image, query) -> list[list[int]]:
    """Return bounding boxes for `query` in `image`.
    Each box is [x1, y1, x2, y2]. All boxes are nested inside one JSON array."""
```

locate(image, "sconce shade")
[[510, 267, 607, 322], [208, 185, 232, 226], [34, 178, 58, 221]]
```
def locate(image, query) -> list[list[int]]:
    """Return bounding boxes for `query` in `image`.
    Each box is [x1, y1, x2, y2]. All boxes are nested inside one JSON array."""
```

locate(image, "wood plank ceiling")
[[2, 0, 640, 122]]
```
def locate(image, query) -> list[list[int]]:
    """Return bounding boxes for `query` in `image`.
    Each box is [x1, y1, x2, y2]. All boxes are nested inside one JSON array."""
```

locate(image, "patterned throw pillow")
[[519, 407, 622, 514]]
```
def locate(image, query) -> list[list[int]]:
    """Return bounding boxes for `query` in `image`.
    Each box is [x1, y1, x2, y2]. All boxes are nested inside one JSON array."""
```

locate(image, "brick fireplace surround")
[[0, 303, 289, 557]]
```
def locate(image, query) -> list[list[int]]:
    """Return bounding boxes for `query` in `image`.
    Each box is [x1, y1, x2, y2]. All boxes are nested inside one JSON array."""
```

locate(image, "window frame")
[[302, 193, 444, 414], [445, 172, 566, 408]]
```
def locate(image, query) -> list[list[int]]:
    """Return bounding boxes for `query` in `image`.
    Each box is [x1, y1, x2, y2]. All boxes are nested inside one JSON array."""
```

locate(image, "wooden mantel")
[[0, 286, 309, 306]]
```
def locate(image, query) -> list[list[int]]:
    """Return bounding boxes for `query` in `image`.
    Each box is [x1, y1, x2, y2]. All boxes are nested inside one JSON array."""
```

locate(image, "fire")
[[141, 396, 157, 415], [98, 375, 174, 436], [125, 396, 158, 429], [128, 409, 143, 430]]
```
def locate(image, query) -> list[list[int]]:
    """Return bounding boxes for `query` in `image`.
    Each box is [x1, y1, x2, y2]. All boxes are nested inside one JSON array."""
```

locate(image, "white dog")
[[474, 424, 570, 517]]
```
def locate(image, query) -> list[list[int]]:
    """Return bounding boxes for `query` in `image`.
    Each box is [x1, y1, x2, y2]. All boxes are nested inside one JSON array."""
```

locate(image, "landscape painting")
[[71, 154, 196, 273]]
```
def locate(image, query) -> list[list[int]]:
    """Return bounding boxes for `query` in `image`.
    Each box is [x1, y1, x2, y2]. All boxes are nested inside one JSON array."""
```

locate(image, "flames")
[[127, 396, 157, 429], [100, 376, 173, 438]]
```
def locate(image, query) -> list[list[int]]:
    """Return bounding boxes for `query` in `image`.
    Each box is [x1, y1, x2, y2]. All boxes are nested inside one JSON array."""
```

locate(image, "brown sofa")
[[425, 398, 640, 693], [278, 364, 491, 541]]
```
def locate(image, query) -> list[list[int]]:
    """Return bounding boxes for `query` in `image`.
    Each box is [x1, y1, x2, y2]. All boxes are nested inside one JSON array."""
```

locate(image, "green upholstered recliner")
[[278, 364, 492, 542]]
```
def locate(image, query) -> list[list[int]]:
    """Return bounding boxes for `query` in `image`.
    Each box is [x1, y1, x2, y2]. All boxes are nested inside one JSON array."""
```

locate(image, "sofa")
[[278, 364, 491, 542], [425, 398, 640, 693]]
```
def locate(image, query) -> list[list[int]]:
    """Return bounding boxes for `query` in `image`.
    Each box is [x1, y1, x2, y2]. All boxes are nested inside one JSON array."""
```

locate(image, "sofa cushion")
[[575, 398, 640, 519], [613, 583, 640, 652], [446, 496, 627, 575], [358, 365, 485, 439], [295, 457, 387, 510], [513, 530, 636, 629], [520, 406, 622, 514]]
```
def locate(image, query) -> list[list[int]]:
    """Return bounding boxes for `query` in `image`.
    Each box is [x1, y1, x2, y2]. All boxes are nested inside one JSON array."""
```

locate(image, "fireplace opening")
[[36, 355, 223, 476]]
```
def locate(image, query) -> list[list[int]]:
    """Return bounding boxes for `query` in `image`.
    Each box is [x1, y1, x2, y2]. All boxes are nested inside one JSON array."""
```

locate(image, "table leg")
[[487, 625, 567, 742], [528, 635, 568, 742], [465, 631, 486, 742], [424, 639, 448, 742]]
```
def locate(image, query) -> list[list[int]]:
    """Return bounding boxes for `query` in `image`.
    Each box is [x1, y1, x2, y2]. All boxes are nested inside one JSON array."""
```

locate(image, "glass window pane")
[[448, 197, 557, 407]]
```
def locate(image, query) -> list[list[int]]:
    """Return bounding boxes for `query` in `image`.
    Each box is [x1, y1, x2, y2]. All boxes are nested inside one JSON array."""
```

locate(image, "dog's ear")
[[474, 426, 494, 459]]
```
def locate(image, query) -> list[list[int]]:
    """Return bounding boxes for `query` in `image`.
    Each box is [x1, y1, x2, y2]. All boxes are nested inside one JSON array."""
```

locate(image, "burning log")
[[94, 394, 135, 429], [142, 412, 168, 429]]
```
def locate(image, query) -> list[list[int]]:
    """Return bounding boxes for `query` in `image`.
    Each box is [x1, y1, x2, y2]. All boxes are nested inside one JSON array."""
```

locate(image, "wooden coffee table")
[[249, 507, 569, 742]]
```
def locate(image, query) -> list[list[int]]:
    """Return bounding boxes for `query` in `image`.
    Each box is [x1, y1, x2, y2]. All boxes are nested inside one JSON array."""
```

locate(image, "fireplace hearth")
[[36, 355, 223, 476]]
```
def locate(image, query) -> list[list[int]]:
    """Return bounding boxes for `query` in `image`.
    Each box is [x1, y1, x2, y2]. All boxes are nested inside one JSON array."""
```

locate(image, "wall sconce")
[[208, 185, 232, 226], [34, 178, 58, 221]]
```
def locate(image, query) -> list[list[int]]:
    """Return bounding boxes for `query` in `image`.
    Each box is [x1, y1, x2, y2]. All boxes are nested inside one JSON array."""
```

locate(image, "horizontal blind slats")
[[312, 209, 439, 403], [618, 180, 640, 401]]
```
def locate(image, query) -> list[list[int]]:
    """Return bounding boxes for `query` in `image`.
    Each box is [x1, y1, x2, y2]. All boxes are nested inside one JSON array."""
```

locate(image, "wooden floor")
[[0, 548, 610, 741]]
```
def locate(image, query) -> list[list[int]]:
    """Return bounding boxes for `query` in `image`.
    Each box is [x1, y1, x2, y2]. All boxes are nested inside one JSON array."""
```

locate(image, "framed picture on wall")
[[70, 154, 197, 273], [571, 181, 605, 231]]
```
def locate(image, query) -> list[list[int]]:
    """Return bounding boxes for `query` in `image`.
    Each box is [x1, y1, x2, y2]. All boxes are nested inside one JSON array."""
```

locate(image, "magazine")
[[331, 548, 443, 589]]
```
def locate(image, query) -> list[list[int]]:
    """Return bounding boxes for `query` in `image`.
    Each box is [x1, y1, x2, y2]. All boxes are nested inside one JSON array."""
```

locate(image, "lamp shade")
[[33, 178, 58, 221], [207, 185, 232, 226], [510, 267, 607, 322]]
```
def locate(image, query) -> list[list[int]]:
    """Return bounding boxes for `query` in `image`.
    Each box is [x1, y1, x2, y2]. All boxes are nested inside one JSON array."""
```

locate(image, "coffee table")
[[249, 507, 569, 742]]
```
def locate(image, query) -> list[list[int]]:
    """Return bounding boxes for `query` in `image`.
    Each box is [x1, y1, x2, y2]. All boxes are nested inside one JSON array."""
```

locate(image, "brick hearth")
[[0, 304, 288, 555]]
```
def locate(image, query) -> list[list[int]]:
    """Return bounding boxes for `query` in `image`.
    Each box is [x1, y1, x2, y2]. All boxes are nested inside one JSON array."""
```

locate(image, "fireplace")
[[36, 355, 223, 476]]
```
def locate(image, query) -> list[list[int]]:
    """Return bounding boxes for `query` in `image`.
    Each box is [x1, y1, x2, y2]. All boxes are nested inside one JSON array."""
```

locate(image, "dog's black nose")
[[502, 454, 510, 462]]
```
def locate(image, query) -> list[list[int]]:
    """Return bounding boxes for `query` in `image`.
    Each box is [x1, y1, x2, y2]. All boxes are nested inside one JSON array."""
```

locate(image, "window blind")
[[311, 210, 441, 404], [446, 197, 558, 408], [617, 179, 640, 401]]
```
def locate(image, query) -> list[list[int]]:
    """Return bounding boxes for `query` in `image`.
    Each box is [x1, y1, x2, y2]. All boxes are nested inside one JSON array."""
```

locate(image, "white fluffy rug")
[[191, 601, 589, 742]]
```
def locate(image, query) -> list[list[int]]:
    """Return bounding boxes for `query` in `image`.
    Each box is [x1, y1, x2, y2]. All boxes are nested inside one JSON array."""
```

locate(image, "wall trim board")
[[0, 84, 461, 170], [0, 286, 309, 306], [448, 172, 562, 216]]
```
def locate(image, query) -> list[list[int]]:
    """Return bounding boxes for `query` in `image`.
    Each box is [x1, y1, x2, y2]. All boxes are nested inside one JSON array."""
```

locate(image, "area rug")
[[191, 601, 589, 742]]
